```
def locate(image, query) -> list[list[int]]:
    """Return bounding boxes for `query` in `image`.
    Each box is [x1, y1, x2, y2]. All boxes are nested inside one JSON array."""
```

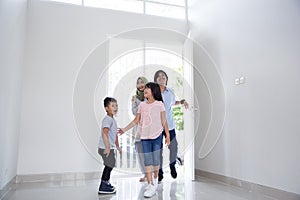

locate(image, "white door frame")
[[183, 33, 195, 181]]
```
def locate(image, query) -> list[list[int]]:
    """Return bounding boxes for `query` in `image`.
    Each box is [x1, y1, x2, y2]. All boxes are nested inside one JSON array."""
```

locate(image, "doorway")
[[101, 36, 195, 181]]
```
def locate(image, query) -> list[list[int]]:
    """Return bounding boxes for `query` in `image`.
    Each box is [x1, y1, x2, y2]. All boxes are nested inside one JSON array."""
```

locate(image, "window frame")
[[45, 0, 188, 20]]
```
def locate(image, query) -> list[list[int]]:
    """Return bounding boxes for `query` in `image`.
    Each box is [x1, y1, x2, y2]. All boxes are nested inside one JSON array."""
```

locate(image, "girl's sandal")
[[139, 176, 147, 182]]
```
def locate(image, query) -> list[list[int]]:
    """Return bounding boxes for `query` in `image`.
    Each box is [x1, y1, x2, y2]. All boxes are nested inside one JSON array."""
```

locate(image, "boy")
[[98, 97, 121, 194]]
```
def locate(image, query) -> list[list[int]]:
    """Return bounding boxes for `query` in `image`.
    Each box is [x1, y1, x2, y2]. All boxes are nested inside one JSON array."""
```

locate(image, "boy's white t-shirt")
[[98, 115, 117, 149], [137, 100, 165, 140]]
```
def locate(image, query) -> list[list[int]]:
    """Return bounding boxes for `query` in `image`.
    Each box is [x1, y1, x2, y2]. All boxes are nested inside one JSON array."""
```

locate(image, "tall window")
[[84, 0, 144, 14], [48, 0, 82, 5], [46, 0, 187, 20]]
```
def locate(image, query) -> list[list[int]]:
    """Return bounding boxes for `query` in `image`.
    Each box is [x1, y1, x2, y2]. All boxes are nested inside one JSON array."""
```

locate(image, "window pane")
[[145, 49, 182, 69], [148, 0, 185, 7], [108, 38, 144, 97], [108, 51, 144, 97], [145, 48, 184, 100], [145, 2, 186, 19], [48, 0, 82, 5], [84, 0, 143, 14]]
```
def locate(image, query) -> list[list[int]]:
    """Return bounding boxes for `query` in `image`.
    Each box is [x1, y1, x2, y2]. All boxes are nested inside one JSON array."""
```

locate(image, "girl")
[[119, 82, 170, 198], [131, 77, 148, 182]]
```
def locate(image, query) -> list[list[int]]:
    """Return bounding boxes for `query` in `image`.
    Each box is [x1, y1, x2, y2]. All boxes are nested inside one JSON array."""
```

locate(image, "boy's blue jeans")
[[141, 134, 162, 166]]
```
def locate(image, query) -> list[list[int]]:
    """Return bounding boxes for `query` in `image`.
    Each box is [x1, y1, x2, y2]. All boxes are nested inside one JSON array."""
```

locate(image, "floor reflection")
[[2, 169, 278, 200]]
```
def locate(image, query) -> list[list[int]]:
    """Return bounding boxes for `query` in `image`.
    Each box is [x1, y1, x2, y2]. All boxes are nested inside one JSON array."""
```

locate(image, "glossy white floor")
[[2, 167, 278, 200]]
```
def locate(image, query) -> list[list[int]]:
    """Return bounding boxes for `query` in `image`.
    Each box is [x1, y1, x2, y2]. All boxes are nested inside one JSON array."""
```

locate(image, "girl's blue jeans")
[[141, 134, 162, 166]]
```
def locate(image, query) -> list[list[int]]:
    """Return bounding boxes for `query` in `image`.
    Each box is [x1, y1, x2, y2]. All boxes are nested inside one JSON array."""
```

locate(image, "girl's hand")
[[104, 148, 110, 157], [165, 136, 170, 146], [117, 147, 122, 155], [117, 128, 125, 135]]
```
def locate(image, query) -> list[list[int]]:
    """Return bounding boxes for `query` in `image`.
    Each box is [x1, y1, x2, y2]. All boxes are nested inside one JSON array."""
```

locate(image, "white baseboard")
[[0, 176, 16, 200], [195, 169, 300, 200], [16, 171, 101, 183], [15, 171, 140, 184]]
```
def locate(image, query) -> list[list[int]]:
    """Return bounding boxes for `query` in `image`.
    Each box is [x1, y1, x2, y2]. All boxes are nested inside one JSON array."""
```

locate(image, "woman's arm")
[[131, 96, 139, 115]]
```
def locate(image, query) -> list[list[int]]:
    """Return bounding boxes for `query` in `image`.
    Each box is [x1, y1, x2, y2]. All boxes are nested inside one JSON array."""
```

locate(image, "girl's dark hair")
[[104, 97, 117, 107], [145, 82, 163, 102], [154, 70, 168, 85]]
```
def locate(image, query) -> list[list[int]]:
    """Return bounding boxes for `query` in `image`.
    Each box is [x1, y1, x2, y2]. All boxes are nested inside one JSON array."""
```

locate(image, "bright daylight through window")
[[46, 0, 187, 20]]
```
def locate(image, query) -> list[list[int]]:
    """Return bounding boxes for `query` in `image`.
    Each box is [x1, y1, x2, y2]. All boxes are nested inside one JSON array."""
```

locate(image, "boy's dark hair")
[[104, 97, 117, 107], [145, 82, 163, 102], [154, 70, 168, 85]]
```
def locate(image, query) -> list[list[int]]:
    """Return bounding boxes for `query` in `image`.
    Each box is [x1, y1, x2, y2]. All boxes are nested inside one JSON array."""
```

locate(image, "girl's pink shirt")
[[137, 100, 165, 139]]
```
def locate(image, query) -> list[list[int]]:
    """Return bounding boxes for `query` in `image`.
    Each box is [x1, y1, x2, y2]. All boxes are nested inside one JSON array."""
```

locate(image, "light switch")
[[235, 78, 240, 85], [239, 76, 245, 84]]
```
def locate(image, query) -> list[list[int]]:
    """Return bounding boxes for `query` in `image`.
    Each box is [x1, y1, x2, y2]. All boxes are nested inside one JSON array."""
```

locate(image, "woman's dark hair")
[[154, 70, 168, 85], [145, 82, 163, 102]]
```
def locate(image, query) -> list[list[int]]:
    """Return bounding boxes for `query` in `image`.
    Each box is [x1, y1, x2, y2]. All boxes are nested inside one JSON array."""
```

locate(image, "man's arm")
[[175, 99, 189, 109]]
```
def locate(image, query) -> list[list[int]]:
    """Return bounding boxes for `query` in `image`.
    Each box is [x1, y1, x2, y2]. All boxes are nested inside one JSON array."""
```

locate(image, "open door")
[[183, 33, 195, 181]]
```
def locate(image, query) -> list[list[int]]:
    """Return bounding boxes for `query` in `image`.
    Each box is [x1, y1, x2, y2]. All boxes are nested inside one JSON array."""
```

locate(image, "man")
[[154, 70, 189, 183]]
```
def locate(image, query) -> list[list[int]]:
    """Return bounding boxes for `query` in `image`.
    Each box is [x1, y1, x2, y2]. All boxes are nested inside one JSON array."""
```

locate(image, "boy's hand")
[[131, 134, 135, 141], [165, 136, 170, 146], [104, 148, 110, 157], [117, 128, 125, 135]]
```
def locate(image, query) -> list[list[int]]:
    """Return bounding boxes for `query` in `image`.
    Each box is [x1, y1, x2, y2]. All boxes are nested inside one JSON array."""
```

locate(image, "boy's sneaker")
[[100, 180, 115, 190], [158, 173, 163, 184], [144, 184, 156, 198], [98, 181, 116, 194], [106, 181, 115, 190], [170, 166, 177, 179]]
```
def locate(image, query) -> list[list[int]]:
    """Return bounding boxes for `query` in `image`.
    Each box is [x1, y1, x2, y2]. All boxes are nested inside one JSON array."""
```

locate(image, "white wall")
[[189, 0, 300, 194], [0, 0, 27, 189], [18, 0, 188, 175]]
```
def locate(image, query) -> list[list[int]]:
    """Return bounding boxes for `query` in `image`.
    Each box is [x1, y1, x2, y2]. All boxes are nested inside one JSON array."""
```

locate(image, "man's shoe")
[[170, 166, 177, 179], [98, 181, 116, 194], [158, 173, 163, 184], [176, 156, 184, 165]]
